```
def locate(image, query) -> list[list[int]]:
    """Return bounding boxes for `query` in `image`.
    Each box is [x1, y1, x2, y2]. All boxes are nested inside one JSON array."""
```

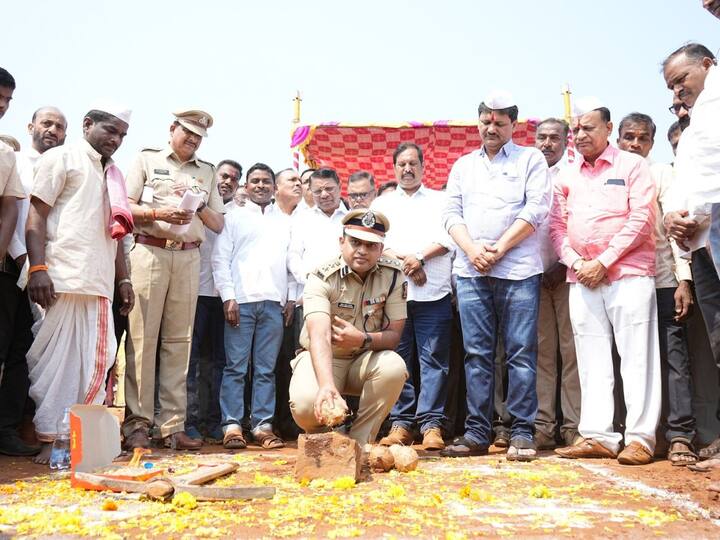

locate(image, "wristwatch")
[[197, 201, 207, 213], [362, 333, 373, 350], [415, 252, 425, 266]]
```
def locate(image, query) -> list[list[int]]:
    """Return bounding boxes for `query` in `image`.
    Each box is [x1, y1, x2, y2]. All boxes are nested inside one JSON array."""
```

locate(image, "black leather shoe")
[[0, 433, 41, 456], [440, 436, 489, 458], [123, 427, 151, 451]]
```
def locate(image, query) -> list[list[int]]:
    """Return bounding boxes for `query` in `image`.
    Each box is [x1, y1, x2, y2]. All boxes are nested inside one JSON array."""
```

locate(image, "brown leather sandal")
[[668, 441, 698, 467], [253, 429, 285, 449], [223, 431, 247, 449]]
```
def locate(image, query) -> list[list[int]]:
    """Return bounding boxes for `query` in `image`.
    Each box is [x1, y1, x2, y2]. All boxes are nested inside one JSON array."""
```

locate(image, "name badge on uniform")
[[141, 185, 154, 203], [338, 302, 355, 309], [606, 178, 625, 186], [154, 169, 170, 175]]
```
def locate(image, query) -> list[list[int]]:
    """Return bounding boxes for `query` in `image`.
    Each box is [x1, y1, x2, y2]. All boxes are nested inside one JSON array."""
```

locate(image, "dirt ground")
[[1, 441, 719, 539]]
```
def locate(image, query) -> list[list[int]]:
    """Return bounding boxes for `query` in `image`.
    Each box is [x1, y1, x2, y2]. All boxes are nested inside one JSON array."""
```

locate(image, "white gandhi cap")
[[572, 96, 606, 118], [483, 89, 516, 109], [88, 99, 132, 125]]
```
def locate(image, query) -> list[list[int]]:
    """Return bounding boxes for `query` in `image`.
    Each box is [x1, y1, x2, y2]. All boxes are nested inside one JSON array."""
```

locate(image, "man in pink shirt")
[[550, 98, 661, 465]]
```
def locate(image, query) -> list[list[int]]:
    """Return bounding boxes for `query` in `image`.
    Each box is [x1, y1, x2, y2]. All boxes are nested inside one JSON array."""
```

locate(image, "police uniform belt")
[[135, 234, 199, 251]]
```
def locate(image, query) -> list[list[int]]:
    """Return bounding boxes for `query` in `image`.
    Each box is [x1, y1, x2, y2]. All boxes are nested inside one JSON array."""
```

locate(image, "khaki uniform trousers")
[[288, 349, 407, 445], [123, 243, 200, 438], [535, 281, 580, 444]]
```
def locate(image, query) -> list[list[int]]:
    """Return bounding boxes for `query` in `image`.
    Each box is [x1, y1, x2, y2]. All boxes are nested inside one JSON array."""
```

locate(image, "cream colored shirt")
[[31, 139, 117, 299], [0, 140, 25, 198], [125, 146, 224, 243], [650, 161, 692, 288]]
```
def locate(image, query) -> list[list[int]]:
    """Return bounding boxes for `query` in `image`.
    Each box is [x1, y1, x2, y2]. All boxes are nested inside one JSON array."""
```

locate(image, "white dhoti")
[[568, 276, 661, 454], [27, 293, 115, 441]]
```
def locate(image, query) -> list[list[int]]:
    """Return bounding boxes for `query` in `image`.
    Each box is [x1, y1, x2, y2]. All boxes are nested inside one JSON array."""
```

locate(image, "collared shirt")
[[300, 255, 406, 359], [670, 64, 720, 210], [650, 161, 691, 288], [443, 141, 551, 280], [198, 200, 237, 297], [537, 163, 563, 271], [31, 139, 117, 299], [550, 144, 656, 283], [212, 201, 295, 305], [126, 145, 224, 243], [288, 203, 349, 286], [371, 185, 452, 301], [8, 147, 40, 259], [0, 141, 24, 200]]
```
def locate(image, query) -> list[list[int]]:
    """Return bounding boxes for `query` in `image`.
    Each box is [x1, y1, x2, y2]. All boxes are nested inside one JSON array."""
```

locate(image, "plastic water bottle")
[[49, 408, 71, 470]]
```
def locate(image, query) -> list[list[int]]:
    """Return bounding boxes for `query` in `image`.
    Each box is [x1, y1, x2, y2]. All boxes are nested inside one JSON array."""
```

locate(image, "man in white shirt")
[[533, 118, 581, 450], [186, 159, 242, 443], [296, 168, 316, 213], [662, 43, 720, 460], [347, 171, 377, 210], [213, 163, 295, 450], [617, 112, 697, 465], [374, 143, 453, 450], [274, 169, 303, 216]]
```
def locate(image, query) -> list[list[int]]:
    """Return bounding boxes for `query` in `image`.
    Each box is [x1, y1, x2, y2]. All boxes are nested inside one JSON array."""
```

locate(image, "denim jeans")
[[456, 274, 541, 446], [390, 294, 453, 433], [186, 296, 226, 435], [220, 300, 283, 431]]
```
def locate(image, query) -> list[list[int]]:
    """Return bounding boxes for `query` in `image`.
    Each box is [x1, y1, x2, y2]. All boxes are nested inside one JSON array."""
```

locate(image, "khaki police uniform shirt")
[[300, 255, 407, 359], [126, 146, 224, 243], [0, 140, 25, 198]]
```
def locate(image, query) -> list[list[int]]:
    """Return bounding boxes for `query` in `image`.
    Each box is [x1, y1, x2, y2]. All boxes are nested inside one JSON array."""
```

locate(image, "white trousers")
[[568, 276, 661, 454]]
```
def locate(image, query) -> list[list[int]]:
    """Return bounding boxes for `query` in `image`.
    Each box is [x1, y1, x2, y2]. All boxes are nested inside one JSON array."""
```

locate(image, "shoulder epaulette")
[[313, 258, 343, 280], [377, 256, 403, 271], [140, 147, 162, 153], [197, 158, 215, 168]]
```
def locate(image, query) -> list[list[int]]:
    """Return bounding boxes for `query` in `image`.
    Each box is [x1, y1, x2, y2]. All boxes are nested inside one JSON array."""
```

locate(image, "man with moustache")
[[25, 103, 134, 463], [532, 118, 581, 450], [275, 168, 303, 216], [213, 163, 295, 449], [0, 68, 34, 457], [616, 112, 697, 465], [663, 43, 720, 461], [374, 142, 453, 450], [123, 109, 225, 451], [185, 159, 242, 442], [347, 171, 377, 210], [441, 91, 551, 460], [551, 98, 660, 465]]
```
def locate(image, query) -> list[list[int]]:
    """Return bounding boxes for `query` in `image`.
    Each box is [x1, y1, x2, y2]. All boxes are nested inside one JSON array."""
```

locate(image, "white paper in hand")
[[168, 189, 204, 235]]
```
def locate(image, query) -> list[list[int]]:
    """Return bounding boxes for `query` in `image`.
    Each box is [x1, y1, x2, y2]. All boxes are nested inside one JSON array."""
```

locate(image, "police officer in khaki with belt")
[[288, 209, 409, 445], [123, 109, 225, 450]]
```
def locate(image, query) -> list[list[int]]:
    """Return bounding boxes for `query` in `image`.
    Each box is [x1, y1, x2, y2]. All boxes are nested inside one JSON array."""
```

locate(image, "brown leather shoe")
[[422, 427, 445, 450], [617, 442, 653, 465], [555, 438, 617, 459], [123, 427, 151, 451], [378, 425, 413, 446], [164, 431, 203, 451]]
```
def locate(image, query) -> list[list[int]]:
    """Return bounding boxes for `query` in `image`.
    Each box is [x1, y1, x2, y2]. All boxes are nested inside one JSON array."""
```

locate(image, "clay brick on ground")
[[294, 432, 361, 481]]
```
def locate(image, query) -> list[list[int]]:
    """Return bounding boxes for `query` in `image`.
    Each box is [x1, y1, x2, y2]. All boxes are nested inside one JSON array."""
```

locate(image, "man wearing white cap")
[[25, 102, 135, 463], [441, 91, 551, 460], [550, 98, 660, 465], [123, 109, 225, 451], [288, 209, 408, 445]]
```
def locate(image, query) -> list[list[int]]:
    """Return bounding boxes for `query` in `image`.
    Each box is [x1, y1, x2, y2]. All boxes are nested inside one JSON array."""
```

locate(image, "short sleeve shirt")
[[299, 255, 407, 359], [0, 141, 25, 198], [125, 146, 224, 243], [31, 139, 117, 299]]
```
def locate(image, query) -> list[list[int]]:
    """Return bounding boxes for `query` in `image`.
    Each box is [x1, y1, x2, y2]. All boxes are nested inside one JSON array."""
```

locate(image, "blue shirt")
[[443, 141, 551, 280]]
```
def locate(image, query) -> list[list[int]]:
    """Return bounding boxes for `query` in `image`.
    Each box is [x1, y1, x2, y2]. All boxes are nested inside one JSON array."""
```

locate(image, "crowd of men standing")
[[1, 6, 720, 472]]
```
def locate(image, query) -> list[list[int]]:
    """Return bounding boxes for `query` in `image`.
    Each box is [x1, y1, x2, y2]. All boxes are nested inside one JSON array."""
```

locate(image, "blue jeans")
[[456, 274, 540, 446], [390, 294, 452, 432], [220, 300, 283, 431], [186, 296, 225, 435]]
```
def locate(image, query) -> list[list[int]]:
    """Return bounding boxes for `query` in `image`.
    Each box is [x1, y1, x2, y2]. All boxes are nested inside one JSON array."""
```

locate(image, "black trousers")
[[691, 248, 720, 367], [656, 287, 696, 442], [0, 269, 34, 435]]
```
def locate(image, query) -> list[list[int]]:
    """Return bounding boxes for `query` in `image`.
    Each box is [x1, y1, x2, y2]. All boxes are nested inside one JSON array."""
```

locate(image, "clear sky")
[[1, 0, 717, 175]]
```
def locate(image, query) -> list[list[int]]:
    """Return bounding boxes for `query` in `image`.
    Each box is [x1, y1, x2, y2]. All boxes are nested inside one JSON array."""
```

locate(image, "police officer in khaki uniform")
[[123, 109, 225, 450], [288, 209, 409, 445]]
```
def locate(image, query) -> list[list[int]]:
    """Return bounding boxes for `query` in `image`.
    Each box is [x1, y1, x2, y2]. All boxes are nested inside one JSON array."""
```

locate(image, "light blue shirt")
[[443, 141, 551, 280]]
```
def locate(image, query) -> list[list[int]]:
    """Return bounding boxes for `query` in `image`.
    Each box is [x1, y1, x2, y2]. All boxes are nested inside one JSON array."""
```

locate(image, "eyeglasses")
[[348, 191, 374, 200], [668, 103, 684, 115]]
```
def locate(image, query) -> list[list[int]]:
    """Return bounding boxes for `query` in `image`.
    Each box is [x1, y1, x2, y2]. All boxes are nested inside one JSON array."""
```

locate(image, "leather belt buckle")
[[165, 239, 183, 251]]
